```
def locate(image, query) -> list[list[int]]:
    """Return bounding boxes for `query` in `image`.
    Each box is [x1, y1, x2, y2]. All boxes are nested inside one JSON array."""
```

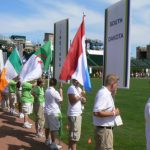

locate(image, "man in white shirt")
[[44, 78, 63, 150], [145, 98, 150, 150], [67, 79, 86, 150], [93, 74, 120, 150]]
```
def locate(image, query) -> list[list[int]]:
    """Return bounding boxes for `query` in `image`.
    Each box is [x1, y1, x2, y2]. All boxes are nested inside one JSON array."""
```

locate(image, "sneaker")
[[26, 121, 32, 126], [45, 139, 52, 146], [19, 113, 24, 118], [12, 110, 18, 116], [23, 122, 32, 129], [56, 144, 62, 149], [36, 132, 45, 138], [50, 143, 62, 149], [9, 108, 13, 114]]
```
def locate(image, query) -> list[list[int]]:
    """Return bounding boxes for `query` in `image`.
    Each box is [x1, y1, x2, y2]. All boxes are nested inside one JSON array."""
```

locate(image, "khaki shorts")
[[22, 103, 33, 114], [68, 115, 82, 141], [33, 103, 45, 129], [94, 126, 113, 150], [44, 114, 60, 131]]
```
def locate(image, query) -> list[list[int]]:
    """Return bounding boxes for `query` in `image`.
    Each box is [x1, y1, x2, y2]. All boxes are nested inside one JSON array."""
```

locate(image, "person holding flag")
[[59, 16, 90, 150], [59, 16, 91, 93], [21, 81, 35, 129], [0, 46, 22, 113], [67, 79, 86, 150], [44, 78, 63, 149]]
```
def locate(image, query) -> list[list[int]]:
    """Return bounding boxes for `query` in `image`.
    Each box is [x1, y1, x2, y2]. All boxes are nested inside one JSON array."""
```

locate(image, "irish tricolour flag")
[[0, 48, 22, 91], [59, 18, 91, 92]]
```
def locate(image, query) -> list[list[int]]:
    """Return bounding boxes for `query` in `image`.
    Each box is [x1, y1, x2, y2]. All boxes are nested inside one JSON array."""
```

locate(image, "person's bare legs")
[[51, 131, 57, 143], [68, 140, 77, 150], [45, 128, 50, 140], [24, 114, 29, 123]]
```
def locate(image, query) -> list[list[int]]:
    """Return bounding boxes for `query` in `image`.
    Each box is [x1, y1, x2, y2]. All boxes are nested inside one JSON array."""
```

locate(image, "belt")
[[96, 126, 113, 129]]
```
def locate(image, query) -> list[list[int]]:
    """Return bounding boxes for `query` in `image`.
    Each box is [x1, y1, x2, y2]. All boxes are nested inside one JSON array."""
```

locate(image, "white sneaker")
[[23, 122, 32, 129], [50, 143, 62, 149], [26, 121, 32, 126], [9, 108, 13, 114], [36, 132, 45, 138], [45, 139, 52, 145], [12, 110, 18, 116], [56, 144, 62, 149], [19, 113, 24, 118]]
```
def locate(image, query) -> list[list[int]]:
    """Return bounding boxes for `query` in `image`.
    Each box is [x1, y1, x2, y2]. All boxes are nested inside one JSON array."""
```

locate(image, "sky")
[[0, 0, 150, 57]]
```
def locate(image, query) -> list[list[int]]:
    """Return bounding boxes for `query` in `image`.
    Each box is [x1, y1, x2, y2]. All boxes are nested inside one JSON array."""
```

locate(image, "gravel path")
[[0, 109, 68, 150]]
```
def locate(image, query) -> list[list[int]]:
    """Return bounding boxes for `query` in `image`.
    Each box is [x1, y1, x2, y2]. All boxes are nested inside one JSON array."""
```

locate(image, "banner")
[[54, 19, 69, 80], [103, 0, 130, 88]]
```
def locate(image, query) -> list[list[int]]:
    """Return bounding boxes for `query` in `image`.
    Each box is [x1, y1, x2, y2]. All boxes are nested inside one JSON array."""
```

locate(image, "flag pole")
[[47, 39, 52, 88], [47, 66, 50, 88]]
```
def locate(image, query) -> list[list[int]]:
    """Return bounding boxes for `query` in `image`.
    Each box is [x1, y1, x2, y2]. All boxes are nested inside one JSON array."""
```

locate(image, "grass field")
[[58, 78, 149, 150], [30, 78, 148, 149]]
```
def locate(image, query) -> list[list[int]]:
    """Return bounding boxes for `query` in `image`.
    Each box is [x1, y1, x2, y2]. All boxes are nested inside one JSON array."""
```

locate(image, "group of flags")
[[0, 18, 91, 93]]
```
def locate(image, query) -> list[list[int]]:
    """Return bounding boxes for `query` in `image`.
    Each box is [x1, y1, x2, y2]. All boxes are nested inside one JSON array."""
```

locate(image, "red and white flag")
[[59, 18, 91, 92]]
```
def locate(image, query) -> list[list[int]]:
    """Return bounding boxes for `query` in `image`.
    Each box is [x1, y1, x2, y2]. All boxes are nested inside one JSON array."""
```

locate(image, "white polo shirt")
[[93, 86, 115, 126], [44, 87, 62, 116], [67, 85, 82, 116]]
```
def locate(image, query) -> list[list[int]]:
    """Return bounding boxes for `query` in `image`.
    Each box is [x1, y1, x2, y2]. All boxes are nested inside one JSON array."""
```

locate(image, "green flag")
[[35, 40, 52, 71]]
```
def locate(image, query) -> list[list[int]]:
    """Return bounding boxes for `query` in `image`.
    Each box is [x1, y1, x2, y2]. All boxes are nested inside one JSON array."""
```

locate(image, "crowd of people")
[[0, 74, 131, 150], [1, 78, 64, 149]]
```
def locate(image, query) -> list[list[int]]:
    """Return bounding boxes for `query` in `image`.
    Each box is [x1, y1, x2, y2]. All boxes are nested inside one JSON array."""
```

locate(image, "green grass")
[[59, 78, 148, 150], [31, 78, 148, 149]]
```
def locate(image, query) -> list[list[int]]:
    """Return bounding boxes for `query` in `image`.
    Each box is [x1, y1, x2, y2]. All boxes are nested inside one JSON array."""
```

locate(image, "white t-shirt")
[[44, 87, 62, 116], [93, 86, 115, 126], [67, 85, 82, 116]]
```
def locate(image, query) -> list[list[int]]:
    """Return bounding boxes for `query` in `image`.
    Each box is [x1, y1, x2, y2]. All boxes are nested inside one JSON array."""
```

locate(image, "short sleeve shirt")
[[32, 86, 44, 103], [44, 87, 62, 116], [67, 85, 82, 116], [21, 82, 34, 103], [93, 86, 115, 126]]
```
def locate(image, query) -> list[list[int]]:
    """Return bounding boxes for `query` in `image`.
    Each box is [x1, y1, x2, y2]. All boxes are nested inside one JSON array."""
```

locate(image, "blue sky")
[[0, 0, 150, 57]]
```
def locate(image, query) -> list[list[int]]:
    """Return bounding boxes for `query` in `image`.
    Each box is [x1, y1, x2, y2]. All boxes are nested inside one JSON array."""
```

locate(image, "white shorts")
[[22, 103, 33, 114], [44, 113, 60, 131]]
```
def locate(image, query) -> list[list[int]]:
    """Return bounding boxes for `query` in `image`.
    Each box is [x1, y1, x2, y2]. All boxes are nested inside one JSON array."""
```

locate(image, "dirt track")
[[0, 109, 67, 150]]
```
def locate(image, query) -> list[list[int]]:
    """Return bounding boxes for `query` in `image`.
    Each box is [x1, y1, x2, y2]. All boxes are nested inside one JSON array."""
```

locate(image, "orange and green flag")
[[0, 48, 22, 91]]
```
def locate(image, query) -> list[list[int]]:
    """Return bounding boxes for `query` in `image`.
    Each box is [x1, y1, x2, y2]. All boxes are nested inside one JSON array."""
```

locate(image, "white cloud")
[[131, 0, 150, 10], [131, 23, 150, 46], [100, 0, 120, 4], [1, 0, 150, 57], [0, 0, 104, 42]]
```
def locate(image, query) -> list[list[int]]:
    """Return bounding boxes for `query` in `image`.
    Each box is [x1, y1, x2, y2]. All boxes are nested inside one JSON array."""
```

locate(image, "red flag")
[[59, 18, 91, 92]]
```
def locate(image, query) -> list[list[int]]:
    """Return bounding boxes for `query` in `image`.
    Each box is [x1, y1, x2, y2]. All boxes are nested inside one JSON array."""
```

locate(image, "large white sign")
[[103, 0, 130, 88], [54, 19, 69, 80]]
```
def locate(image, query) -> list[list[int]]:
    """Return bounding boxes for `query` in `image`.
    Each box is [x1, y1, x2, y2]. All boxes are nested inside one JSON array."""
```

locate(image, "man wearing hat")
[[93, 74, 120, 150]]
